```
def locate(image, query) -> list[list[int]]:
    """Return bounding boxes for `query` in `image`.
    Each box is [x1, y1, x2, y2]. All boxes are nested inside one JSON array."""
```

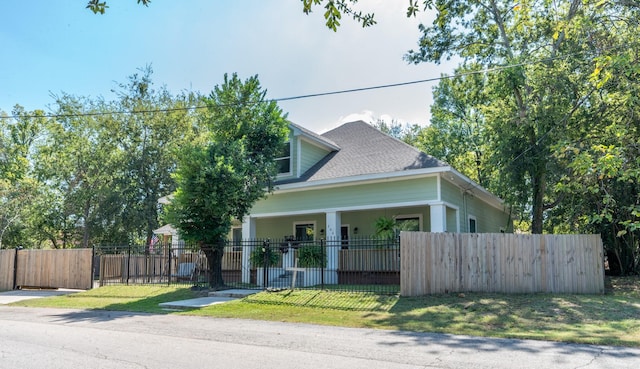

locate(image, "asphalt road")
[[0, 306, 638, 369]]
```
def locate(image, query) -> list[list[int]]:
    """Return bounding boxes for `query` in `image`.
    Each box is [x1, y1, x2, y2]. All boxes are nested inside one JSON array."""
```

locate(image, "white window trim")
[[394, 214, 423, 232], [231, 226, 242, 236], [275, 141, 292, 177], [293, 221, 317, 241]]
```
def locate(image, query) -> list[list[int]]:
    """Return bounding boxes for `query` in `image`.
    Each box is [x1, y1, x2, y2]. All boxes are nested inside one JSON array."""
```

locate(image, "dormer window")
[[276, 141, 291, 175]]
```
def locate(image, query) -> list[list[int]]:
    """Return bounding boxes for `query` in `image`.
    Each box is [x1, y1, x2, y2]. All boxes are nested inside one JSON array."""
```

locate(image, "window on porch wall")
[[295, 223, 314, 241], [395, 216, 421, 236], [232, 228, 242, 251]]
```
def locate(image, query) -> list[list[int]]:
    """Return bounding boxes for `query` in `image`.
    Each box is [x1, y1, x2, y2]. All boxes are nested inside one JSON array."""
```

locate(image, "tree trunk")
[[202, 241, 225, 289], [82, 199, 91, 248], [531, 160, 546, 234]]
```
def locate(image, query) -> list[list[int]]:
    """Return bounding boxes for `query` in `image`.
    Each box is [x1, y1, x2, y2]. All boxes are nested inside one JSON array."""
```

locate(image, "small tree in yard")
[[165, 73, 288, 288]]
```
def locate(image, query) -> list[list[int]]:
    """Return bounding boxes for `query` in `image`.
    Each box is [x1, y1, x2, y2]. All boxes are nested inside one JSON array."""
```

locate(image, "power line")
[[0, 52, 586, 121]]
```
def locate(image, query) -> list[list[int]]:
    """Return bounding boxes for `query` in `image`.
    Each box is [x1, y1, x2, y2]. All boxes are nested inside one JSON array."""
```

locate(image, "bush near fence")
[[401, 232, 605, 296]]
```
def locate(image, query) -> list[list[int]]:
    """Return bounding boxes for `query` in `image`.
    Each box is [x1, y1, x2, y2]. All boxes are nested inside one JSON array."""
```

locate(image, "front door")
[[341, 225, 349, 249]]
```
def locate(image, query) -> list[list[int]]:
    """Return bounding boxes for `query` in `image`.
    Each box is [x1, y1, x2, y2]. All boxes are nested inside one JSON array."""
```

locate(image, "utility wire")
[[0, 51, 587, 121]]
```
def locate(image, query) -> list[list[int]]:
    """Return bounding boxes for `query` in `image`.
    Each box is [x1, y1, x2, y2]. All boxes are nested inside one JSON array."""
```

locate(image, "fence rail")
[[401, 232, 605, 296], [94, 238, 400, 294], [2, 233, 606, 296]]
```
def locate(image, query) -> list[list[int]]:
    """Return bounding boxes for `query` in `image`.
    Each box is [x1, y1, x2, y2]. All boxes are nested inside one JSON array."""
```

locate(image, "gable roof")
[[274, 120, 507, 211], [289, 121, 340, 151], [278, 120, 447, 184]]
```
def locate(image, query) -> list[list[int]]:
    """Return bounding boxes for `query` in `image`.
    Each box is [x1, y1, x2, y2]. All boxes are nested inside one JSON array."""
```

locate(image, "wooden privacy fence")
[[0, 248, 93, 290], [0, 249, 15, 290], [400, 232, 605, 296]]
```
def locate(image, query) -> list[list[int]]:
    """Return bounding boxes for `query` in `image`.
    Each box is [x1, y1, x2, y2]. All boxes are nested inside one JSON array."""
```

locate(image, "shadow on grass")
[[244, 289, 398, 312], [374, 289, 640, 347], [46, 288, 198, 324], [382, 330, 639, 360]]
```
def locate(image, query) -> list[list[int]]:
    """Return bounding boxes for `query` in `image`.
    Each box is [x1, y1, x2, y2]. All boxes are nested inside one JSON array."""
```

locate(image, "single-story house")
[[155, 120, 512, 285]]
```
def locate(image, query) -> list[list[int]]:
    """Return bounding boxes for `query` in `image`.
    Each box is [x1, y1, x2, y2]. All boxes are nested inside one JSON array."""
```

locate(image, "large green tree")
[[36, 94, 123, 247], [33, 69, 198, 248], [109, 67, 199, 246], [0, 107, 47, 249], [404, 0, 599, 234], [300, 1, 639, 272], [166, 74, 289, 288], [410, 1, 639, 271], [550, 10, 640, 274], [416, 64, 491, 187]]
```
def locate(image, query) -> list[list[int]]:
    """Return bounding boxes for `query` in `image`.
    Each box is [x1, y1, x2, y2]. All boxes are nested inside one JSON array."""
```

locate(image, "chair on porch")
[[172, 262, 196, 281]]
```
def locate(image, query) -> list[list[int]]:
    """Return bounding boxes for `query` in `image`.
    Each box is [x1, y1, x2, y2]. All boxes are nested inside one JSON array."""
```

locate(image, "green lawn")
[[8, 277, 640, 347], [8, 285, 196, 314]]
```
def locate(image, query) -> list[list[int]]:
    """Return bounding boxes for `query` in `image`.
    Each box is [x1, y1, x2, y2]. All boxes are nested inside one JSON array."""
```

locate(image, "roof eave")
[[290, 123, 340, 151], [273, 167, 449, 193], [444, 167, 509, 211]]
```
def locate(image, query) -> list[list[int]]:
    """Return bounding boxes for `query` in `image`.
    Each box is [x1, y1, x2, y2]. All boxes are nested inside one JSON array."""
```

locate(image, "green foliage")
[[0, 179, 32, 248], [86, 0, 150, 14], [403, 1, 640, 272], [301, 0, 376, 31], [373, 216, 416, 247], [250, 246, 280, 268], [0, 68, 198, 249], [374, 216, 396, 240], [297, 245, 326, 268], [167, 73, 288, 245], [165, 73, 288, 287], [0, 107, 48, 249], [31, 67, 198, 248], [417, 63, 490, 187], [372, 119, 421, 146]]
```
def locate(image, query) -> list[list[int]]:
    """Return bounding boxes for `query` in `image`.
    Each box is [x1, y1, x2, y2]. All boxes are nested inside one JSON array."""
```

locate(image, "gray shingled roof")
[[278, 121, 448, 184]]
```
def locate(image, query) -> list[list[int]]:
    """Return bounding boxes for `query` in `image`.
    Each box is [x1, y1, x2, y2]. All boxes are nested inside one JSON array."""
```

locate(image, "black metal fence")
[[93, 237, 400, 294]]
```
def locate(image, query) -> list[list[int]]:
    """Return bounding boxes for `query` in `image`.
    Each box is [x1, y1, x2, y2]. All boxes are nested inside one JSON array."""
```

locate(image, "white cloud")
[[339, 110, 376, 124]]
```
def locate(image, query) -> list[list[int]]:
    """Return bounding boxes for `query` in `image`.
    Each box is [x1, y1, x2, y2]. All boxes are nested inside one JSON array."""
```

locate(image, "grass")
[[8, 285, 196, 314], [8, 277, 640, 347]]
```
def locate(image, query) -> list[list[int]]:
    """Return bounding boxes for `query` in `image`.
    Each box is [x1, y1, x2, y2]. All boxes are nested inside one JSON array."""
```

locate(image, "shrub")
[[297, 245, 326, 268], [250, 247, 280, 268]]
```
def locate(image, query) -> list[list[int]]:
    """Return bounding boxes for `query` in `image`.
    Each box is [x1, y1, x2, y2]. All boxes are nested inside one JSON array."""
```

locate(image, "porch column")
[[241, 216, 256, 284], [430, 203, 447, 232], [324, 211, 341, 284]]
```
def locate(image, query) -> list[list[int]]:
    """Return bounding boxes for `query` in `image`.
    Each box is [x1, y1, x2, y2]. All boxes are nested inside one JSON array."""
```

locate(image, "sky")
[[0, 1, 457, 133]]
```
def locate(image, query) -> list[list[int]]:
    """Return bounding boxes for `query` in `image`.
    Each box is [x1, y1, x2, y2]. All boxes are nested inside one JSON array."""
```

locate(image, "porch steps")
[[269, 271, 303, 289]]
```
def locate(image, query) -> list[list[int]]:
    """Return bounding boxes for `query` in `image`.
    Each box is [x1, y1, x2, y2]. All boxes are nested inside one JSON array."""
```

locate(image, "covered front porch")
[[238, 203, 459, 285], [241, 204, 459, 240]]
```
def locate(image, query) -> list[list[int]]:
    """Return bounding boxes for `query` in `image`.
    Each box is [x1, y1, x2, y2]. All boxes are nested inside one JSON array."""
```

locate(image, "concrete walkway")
[[0, 289, 82, 304], [158, 289, 258, 309]]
